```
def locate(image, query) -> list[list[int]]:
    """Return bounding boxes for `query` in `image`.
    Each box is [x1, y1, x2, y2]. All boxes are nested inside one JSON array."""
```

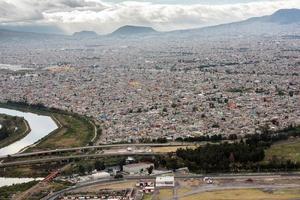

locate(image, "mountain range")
[[171, 8, 300, 37], [0, 8, 299, 40], [110, 25, 158, 36]]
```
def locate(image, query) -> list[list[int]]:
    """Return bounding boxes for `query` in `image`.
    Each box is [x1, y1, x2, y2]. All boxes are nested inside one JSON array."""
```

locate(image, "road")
[[176, 184, 300, 200], [43, 173, 300, 200], [0, 142, 192, 159], [42, 178, 115, 200], [0, 152, 161, 167]]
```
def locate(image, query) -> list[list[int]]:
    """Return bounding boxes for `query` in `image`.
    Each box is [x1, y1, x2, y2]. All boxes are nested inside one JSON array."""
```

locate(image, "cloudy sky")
[[0, 0, 299, 34]]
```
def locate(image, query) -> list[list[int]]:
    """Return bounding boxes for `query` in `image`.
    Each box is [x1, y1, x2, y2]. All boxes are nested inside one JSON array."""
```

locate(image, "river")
[[0, 177, 43, 187], [0, 107, 58, 187], [0, 107, 58, 156]]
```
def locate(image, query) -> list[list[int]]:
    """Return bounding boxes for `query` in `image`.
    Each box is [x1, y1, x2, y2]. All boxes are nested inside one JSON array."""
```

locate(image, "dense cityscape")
[[0, 35, 299, 143]]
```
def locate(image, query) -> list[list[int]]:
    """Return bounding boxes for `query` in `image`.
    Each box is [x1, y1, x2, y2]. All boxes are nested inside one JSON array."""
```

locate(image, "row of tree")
[[174, 142, 265, 172], [159, 126, 300, 173]]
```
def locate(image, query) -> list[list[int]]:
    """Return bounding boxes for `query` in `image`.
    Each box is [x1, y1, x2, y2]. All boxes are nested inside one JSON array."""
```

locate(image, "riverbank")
[[0, 107, 58, 156], [0, 102, 96, 152], [0, 102, 97, 179], [0, 114, 31, 149]]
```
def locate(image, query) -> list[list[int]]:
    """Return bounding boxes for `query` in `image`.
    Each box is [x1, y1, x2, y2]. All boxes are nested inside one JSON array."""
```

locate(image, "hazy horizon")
[[0, 0, 299, 35]]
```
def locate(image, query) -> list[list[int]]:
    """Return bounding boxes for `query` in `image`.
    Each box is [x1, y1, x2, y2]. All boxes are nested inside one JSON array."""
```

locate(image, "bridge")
[[0, 142, 191, 159], [0, 152, 162, 167]]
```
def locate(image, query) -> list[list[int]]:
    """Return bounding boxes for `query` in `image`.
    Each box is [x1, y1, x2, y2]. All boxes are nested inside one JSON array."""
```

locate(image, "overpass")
[[0, 152, 162, 167], [0, 142, 192, 159]]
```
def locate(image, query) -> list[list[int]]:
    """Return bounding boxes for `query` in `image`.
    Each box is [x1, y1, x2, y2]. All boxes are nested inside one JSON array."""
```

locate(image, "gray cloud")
[[0, 0, 43, 23], [0, 0, 299, 34]]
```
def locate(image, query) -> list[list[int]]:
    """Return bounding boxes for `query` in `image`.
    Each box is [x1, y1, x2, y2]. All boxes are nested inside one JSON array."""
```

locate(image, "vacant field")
[[0, 114, 29, 148], [156, 189, 173, 200], [73, 180, 136, 193], [152, 146, 191, 153], [181, 188, 300, 200], [264, 138, 300, 163], [142, 194, 152, 200]]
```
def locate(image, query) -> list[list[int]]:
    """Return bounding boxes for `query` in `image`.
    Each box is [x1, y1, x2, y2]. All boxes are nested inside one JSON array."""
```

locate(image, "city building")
[[155, 176, 175, 187]]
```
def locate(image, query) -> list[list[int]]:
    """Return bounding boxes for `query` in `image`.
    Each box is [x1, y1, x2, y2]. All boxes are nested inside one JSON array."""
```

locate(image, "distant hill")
[[172, 8, 300, 37], [0, 8, 299, 41], [73, 31, 98, 38], [0, 28, 64, 42], [109, 25, 158, 36], [262, 8, 300, 24]]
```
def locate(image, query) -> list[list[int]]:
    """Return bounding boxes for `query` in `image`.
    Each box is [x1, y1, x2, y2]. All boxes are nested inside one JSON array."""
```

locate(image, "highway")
[[0, 143, 192, 159], [0, 152, 162, 167]]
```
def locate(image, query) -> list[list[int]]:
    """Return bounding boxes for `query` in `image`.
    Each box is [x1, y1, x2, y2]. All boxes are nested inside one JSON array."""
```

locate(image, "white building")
[[123, 162, 154, 174], [155, 176, 175, 188], [91, 172, 110, 179]]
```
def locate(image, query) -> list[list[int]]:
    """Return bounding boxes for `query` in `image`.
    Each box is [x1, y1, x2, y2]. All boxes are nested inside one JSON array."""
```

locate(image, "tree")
[[229, 152, 235, 163], [147, 165, 154, 175], [95, 160, 105, 171], [171, 103, 177, 108], [192, 106, 198, 112], [166, 158, 179, 171], [86, 164, 93, 173], [228, 134, 237, 140], [114, 174, 123, 179], [119, 159, 126, 171]]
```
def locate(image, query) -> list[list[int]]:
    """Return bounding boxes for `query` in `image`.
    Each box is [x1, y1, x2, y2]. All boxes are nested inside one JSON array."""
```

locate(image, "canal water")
[[0, 107, 58, 186], [0, 177, 43, 187], [0, 107, 58, 156]]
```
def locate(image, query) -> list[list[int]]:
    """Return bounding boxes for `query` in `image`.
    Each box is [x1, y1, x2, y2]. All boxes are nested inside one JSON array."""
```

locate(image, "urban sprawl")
[[0, 35, 299, 143]]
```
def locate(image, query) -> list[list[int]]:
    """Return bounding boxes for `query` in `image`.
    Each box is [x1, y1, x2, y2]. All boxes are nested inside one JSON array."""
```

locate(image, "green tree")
[[78, 164, 85, 175], [95, 160, 105, 171], [147, 165, 154, 175]]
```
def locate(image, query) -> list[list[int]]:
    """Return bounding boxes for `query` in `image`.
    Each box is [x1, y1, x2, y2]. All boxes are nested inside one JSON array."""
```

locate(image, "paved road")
[[42, 178, 115, 200], [0, 143, 192, 159], [43, 173, 300, 200], [0, 152, 161, 167], [176, 183, 300, 200]]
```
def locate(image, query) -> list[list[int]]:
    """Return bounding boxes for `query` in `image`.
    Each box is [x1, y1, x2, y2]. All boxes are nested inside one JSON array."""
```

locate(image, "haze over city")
[[1, 0, 300, 34]]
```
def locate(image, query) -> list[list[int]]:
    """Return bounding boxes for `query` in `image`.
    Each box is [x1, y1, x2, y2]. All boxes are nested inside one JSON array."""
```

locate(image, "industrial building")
[[155, 176, 175, 188]]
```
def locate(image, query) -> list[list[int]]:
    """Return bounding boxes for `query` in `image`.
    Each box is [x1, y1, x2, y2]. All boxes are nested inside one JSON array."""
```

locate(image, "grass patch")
[[181, 188, 300, 200], [74, 181, 136, 193], [0, 162, 65, 178], [98, 181, 136, 189], [18, 180, 73, 200], [0, 102, 95, 151], [264, 138, 300, 163], [157, 189, 173, 200], [30, 113, 94, 150], [142, 194, 153, 200], [152, 146, 195, 153], [0, 180, 38, 200]]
